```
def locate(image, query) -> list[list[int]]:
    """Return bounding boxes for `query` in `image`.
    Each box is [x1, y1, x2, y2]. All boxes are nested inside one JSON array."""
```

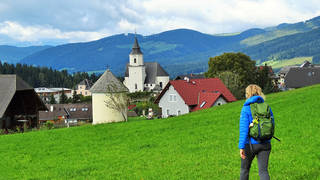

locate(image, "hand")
[[240, 149, 246, 159]]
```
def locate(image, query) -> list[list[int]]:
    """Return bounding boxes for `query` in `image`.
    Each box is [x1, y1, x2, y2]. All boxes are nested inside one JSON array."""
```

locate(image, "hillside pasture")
[[0, 85, 319, 179]]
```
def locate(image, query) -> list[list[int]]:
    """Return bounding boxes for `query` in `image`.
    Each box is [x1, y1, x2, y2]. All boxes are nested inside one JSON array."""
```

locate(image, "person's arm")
[[239, 106, 249, 149], [270, 107, 274, 124]]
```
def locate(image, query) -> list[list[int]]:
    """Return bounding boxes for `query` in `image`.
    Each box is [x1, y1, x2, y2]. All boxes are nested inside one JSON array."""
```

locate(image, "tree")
[[59, 90, 68, 104], [205, 52, 257, 99], [72, 90, 80, 103], [49, 94, 57, 104], [257, 64, 279, 94], [104, 84, 130, 122], [217, 71, 242, 99]]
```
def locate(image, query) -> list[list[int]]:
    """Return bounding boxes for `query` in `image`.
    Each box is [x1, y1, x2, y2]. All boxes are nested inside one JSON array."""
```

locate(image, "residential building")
[[155, 78, 236, 118], [278, 61, 320, 89], [35, 87, 72, 103], [0, 75, 47, 129], [123, 37, 169, 92], [75, 79, 92, 96], [39, 103, 92, 124], [90, 69, 129, 124]]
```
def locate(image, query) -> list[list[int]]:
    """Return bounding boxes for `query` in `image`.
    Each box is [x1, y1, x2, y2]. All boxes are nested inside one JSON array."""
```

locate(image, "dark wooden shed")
[[0, 75, 47, 130]]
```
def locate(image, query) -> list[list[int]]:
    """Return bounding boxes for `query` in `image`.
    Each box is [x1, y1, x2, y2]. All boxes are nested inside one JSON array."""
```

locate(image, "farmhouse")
[[39, 103, 92, 124], [155, 78, 236, 118], [278, 61, 320, 89], [35, 87, 72, 103], [123, 37, 169, 93], [0, 75, 47, 129], [75, 79, 93, 96], [90, 70, 129, 124]]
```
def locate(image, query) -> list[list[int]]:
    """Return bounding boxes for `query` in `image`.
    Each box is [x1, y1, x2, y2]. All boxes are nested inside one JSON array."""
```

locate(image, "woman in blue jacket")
[[239, 84, 273, 180]]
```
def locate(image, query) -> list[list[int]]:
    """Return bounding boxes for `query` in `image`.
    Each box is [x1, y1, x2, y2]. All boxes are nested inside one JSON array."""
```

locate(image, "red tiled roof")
[[155, 78, 236, 105], [191, 92, 223, 111]]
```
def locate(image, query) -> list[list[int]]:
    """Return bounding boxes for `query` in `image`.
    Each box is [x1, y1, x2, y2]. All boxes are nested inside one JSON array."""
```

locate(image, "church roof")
[[125, 62, 169, 84], [130, 37, 143, 55], [90, 70, 128, 93]]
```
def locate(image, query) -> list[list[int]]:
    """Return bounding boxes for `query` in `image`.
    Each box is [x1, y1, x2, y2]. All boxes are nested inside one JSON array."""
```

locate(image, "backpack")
[[249, 102, 275, 141]]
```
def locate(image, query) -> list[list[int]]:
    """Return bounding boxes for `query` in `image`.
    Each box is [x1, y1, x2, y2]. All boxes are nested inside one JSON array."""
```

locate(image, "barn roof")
[[90, 70, 128, 93], [155, 78, 236, 105], [0, 74, 47, 118]]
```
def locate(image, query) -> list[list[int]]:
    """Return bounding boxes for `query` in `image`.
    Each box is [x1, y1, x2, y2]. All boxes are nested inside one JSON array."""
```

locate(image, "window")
[[134, 58, 136, 63], [70, 108, 76, 111], [135, 84, 137, 89], [167, 109, 170, 116], [169, 94, 177, 102], [177, 110, 181, 116], [82, 107, 88, 111], [160, 82, 163, 88], [200, 101, 206, 108]]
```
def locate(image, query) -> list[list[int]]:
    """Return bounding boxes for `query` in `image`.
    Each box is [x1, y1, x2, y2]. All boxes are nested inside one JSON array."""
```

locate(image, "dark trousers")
[[240, 143, 271, 180]]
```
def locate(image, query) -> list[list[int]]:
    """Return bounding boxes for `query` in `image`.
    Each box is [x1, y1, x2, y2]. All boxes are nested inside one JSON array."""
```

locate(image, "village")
[[1, 37, 320, 133]]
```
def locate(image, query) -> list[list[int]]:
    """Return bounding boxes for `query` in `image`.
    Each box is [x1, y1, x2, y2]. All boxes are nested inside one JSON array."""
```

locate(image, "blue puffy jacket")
[[238, 96, 274, 149]]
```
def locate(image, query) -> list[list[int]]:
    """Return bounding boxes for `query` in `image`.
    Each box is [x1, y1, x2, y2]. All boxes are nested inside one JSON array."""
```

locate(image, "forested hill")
[[0, 45, 52, 64], [2, 16, 320, 76], [0, 61, 99, 88], [19, 29, 264, 76], [242, 28, 320, 62]]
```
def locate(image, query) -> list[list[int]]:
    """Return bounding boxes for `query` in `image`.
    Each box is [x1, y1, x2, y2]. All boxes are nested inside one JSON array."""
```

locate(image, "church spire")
[[130, 36, 143, 55]]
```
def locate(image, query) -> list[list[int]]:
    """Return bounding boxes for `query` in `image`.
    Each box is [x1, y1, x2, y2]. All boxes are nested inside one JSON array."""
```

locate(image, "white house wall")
[[92, 93, 127, 124], [158, 85, 189, 118], [213, 97, 227, 106]]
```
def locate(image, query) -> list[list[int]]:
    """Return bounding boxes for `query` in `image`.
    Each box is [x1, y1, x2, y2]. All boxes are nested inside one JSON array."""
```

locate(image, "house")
[[155, 78, 236, 118], [90, 69, 129, 124], [278, 61, 320, 89], [75, 79, 93, 96], [0, 75, 47, 130], [123, 37, 169, 92], [39, 103, 92, 124], [35, 87, 72, 103], [175, 73, 205, 80]]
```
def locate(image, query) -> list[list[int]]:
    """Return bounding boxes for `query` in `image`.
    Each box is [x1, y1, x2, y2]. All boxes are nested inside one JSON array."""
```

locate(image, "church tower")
[[126, 37, 146, 92]]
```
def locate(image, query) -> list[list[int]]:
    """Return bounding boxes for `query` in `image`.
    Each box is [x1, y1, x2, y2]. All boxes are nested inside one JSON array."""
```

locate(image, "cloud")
[[0, 21, 110, 44], [0, 0, 320, 45]]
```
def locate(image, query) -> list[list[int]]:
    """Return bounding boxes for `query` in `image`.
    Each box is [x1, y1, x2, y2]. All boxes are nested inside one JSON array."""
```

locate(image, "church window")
[[134, 58, 136, 63]]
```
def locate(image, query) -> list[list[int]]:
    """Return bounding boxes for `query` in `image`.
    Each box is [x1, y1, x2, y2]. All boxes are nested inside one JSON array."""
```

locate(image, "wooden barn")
[[0, 75, 47, 130]]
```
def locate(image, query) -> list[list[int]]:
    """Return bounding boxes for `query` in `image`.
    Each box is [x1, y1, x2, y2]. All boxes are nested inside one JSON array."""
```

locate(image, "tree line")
[[0, 61, 100, 89]]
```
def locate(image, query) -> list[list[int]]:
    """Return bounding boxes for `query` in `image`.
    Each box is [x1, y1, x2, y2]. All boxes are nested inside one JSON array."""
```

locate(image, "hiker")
[[239, 84, 274, 180]]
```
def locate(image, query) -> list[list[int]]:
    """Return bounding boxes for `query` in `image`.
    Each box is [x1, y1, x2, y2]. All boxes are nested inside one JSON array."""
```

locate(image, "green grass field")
[[0, 85, 320, 179], [261, 56, 313, 70]]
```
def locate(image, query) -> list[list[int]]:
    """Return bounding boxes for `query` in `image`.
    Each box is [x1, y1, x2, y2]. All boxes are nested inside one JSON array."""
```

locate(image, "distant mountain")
[[0, 45, 52, 63], [7, 15, 320, 77], [242, 28, 320, 62], [20, 28, 265, 76], [241, 16, 320, 46]]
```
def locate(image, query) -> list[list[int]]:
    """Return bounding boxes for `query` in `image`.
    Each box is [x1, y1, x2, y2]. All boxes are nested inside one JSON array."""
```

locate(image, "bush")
[[45, 121, 54, 130]]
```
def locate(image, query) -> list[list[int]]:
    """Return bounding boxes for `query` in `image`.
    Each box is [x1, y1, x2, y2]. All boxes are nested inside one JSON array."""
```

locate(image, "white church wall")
[[156, 76, 170, 89]]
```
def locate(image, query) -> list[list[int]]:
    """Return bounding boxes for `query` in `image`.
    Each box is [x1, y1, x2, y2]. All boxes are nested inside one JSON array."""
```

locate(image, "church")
[[123, 37, 169, 93]]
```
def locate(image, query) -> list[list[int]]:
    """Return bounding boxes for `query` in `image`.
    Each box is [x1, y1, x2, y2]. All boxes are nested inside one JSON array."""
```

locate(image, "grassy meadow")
[[261, 56, 313, 71], [0, 85, 320, 179]]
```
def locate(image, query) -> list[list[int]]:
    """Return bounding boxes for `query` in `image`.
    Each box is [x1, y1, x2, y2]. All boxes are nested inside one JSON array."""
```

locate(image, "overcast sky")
[[0, 0, 320, 46]]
